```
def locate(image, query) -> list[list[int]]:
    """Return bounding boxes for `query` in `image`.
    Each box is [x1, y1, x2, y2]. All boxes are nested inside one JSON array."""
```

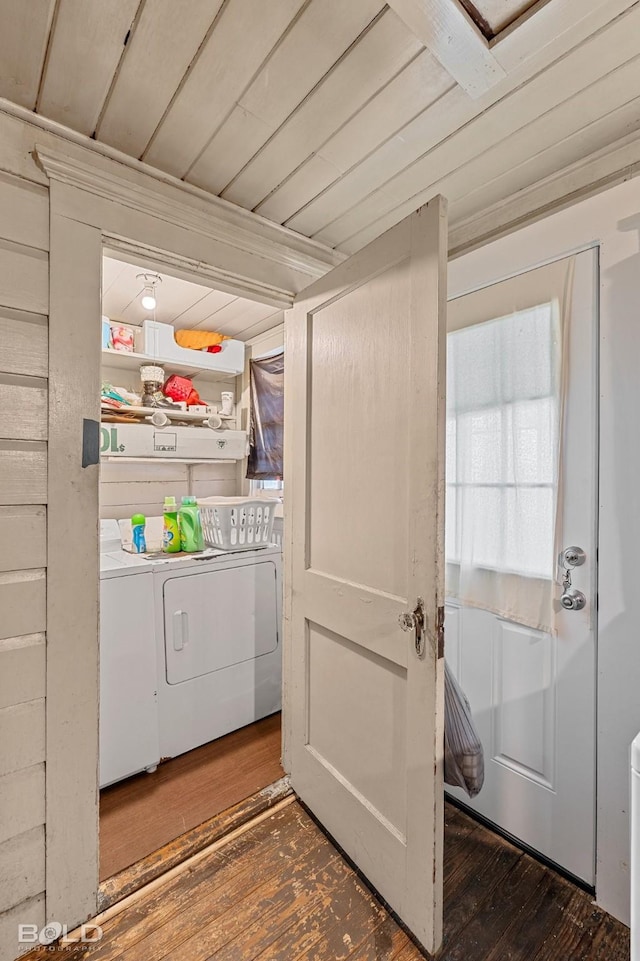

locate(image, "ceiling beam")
[[387, 0, 506, 98]]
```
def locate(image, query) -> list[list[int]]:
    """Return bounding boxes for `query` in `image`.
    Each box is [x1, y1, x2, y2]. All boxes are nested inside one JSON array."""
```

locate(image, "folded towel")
[[175, 330, 230, 350]]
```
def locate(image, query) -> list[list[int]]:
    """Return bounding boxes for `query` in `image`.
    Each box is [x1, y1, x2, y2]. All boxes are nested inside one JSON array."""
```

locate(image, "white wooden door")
[[284, 197, 447, 953], [445, 247, 598, 884]]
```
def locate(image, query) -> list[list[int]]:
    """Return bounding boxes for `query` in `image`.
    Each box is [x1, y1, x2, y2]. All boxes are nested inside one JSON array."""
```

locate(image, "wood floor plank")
[[441, 858, 549, 961], [25, 794, 629, 961], [57, 805, 319, 961], [530, 889, 630, 961], [292, 870, 388, 961], [139, 833, 341, 961], [443, 824, 523, 946], [100, 713, 284, 879], [344, 914, 410, 960], [204, 856, 352, 961]]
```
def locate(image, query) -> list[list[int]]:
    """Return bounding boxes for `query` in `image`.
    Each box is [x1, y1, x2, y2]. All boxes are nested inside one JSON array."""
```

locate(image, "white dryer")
[[152, 546, 282, 760]]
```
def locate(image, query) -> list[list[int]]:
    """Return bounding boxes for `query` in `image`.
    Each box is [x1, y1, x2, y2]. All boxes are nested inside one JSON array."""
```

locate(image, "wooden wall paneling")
[[0, 308, 48, 378], [95, 0, 225, 158], [171, 289, 238, 330], [0, 765, 46, 845], [0, 571, 46, 640], [0, 240, 48, 314], [0, 507, 46, 572], [0, 699, 45, 778], [0, 442, 47, 505], [142, 0, 308, 178], [386, 0, 506, 97], [314, 1, 640, 249], [0, 172, 49, 250], [0, 0, 55, 109], [193, 299, 281, 337], [186, 0, 385, 193], [259, 51, 455, 225], [0, 375, 48, 441], [0, 894, 45, 961], [0, 635, 46, 710], [220, 9, 423, 211], [46, 206, 102, 924], [0, 826, 45, 914], [37, 0, 141, 136]]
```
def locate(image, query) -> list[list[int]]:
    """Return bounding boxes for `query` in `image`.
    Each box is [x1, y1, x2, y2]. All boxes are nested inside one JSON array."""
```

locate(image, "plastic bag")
[[444, 660, 485, 798]]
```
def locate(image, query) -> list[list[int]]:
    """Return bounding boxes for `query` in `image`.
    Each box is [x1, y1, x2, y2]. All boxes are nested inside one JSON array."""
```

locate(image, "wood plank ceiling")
[[102, 256, 283, 341], [1, 0, 639, 256]]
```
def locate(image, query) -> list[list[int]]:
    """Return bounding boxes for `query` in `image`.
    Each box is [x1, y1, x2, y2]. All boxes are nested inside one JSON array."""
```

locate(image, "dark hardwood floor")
[[99, 713, 284, 880], [64, 794, 628, 961]]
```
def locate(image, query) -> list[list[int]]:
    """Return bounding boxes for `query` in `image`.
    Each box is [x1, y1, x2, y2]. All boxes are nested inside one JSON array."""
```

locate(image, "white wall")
[[450, 175, 640, 926]]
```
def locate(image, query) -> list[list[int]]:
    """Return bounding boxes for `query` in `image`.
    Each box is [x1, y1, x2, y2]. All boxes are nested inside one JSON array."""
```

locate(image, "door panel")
[[284, 197, 447, 953], [446, 247, 597, 884]]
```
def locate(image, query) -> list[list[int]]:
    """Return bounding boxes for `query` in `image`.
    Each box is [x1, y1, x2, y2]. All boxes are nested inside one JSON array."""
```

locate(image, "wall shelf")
[[102, 321, 246, 380]]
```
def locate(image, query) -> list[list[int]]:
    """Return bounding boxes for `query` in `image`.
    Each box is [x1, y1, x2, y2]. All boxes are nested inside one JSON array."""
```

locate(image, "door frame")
[[448, 235, 602, 894], [37, 141, 342, 927]]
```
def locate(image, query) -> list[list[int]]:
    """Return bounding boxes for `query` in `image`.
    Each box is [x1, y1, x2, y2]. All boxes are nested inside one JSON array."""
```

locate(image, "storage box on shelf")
[[101, 320, 245, 379], [100, 422, 248, 462]]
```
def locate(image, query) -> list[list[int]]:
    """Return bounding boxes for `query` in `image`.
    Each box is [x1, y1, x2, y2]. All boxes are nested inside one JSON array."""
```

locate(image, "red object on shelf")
[[203, 344, 223, 354], [163, 374, 203, 407]]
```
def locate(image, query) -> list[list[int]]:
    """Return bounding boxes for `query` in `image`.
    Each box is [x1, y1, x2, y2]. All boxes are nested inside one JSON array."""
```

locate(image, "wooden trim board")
[[97, 777, 293, 911]]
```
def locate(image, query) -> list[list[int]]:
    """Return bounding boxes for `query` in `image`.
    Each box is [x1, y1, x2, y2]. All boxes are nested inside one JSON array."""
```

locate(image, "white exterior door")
[[284, 198, 448, 953], [445, 247, 598, 884]]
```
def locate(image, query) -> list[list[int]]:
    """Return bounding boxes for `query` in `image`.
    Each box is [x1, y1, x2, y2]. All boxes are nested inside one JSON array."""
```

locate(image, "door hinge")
[[436, 605, 445, 660]]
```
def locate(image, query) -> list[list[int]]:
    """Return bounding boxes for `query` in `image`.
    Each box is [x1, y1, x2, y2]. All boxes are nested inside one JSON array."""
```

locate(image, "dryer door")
[[164, 560, 279, 685]]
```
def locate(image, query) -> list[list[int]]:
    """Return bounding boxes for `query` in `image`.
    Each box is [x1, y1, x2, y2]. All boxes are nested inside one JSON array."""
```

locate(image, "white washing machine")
[[99, 521, 160, 787], [152, 546, 282, 760], [632, 732, 640, 961]]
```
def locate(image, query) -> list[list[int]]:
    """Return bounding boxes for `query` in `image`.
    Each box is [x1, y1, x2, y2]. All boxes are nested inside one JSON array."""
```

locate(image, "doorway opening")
[[98, 248, 286, 889]]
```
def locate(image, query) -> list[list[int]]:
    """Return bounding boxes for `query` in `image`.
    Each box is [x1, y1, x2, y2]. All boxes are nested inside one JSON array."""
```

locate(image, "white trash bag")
[[444, 660, 484, 798]]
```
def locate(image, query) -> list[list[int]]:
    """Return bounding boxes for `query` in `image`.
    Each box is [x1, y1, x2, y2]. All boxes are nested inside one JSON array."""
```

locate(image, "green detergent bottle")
[[179, 496, 204, 553], [162, 496, 181, 553]]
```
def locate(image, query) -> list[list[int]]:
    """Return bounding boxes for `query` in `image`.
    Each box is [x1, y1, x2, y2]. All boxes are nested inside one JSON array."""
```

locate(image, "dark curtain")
[[246, 351, 284, 480]]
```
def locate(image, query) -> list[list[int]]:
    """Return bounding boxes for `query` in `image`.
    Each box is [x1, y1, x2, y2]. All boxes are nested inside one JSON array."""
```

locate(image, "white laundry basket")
[[198, 497, 275, 551]]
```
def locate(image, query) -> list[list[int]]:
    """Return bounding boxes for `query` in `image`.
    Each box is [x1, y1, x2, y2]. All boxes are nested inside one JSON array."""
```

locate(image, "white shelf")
[[101, 348, 240, 380]]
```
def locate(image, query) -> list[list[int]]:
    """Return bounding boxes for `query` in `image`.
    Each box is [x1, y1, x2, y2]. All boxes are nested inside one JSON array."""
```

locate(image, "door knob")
[[560, 588, 586, 611], [399, 598, 426, 657]]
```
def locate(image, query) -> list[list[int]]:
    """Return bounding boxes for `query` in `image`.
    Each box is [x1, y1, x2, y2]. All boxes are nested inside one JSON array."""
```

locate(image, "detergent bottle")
[[131, 514, 146, 554], [179, 496, 204, 553], [162, 496, 181, 553]]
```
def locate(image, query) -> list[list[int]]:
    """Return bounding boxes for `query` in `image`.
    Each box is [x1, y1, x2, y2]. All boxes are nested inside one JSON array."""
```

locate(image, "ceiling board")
[[142, 0, 307, 178], [459, 0, 542, 39], [101, 257, 279, 341], [37, 0, 140, 135], [96, 0, 225, 157], [0, 0, 55, 109], [187, 0, 384, 193], [219, 9, 423, 211]]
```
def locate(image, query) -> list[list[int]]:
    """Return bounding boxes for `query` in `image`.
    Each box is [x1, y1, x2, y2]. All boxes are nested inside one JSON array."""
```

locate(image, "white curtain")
[[446, 257, 574, 634]]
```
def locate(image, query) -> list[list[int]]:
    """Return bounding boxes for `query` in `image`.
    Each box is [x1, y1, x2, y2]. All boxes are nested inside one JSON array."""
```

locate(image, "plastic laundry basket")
[[199, 497, 275, 551]]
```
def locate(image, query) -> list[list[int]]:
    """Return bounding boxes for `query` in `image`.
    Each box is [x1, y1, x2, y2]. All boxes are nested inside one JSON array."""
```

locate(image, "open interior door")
[[283, 197, 448, 953]]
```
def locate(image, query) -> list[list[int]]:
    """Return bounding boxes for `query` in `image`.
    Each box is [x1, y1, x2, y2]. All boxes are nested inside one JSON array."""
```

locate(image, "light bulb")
[[141, 291, 156, 310]]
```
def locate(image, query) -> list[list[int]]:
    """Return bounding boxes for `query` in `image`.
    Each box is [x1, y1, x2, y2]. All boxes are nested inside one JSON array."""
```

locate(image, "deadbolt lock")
[[561, 546, 586, 568]]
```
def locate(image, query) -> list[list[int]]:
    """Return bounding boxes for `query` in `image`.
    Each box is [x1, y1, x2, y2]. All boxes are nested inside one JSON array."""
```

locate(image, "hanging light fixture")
[[137, 273, 162, 311]]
